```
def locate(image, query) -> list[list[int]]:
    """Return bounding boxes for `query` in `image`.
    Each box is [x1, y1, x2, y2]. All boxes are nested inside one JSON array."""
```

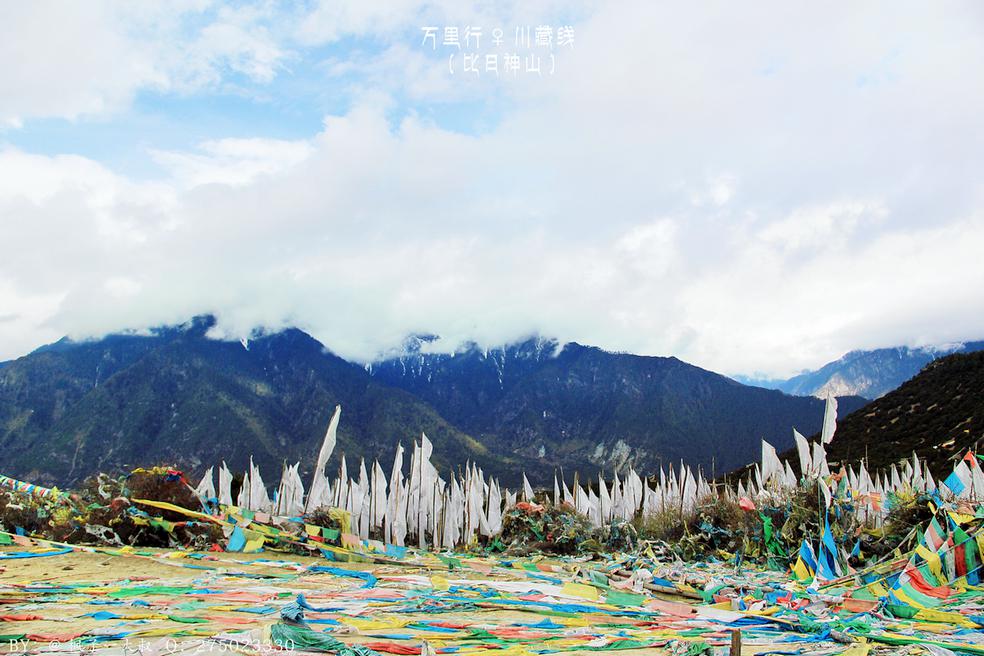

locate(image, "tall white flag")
[[820, 394, 838, 444], [306, 405, 341, 513]]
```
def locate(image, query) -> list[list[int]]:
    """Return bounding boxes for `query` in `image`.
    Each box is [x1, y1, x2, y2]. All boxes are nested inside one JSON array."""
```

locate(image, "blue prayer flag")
[[943, 470, 966, 496]]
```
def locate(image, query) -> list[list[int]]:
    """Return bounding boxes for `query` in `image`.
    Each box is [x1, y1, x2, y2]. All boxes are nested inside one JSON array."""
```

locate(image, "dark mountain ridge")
[[752, 350, 984, 483], [0, 317, 867, 487], [0, 318, 507, 486], [370, 338, 868, 477], [824, 350, 984, 475]]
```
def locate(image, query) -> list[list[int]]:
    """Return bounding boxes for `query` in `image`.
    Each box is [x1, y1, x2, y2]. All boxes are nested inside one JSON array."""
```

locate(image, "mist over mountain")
[[0, 318, 506, 487], [0, 317, 868, 487], [370, 338, 868, 478]]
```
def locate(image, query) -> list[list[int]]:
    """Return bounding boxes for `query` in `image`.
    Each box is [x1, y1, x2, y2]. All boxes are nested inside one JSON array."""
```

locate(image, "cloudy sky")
[[1, 1, 983, 378]]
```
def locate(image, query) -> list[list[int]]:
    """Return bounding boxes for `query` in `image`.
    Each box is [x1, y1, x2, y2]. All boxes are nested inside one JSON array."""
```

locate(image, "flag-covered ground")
[[1, 522, 984, 656], [2, 404, 984, 654]]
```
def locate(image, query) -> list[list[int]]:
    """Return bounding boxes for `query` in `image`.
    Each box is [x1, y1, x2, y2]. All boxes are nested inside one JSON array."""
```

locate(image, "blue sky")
[[2, 26, 510, 175], [1, 2, 983, 377]]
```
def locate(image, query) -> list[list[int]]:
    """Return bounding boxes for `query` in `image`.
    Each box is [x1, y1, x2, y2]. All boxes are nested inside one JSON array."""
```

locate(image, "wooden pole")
[[730, 629, 742, 656]]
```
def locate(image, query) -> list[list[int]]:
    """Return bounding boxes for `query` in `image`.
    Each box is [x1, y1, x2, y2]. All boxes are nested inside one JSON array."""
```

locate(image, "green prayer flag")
[[166, 615, 209, 624], [605, 589, 645, 607], [271, 622, 380, 655], [588, 569, 610, 587]]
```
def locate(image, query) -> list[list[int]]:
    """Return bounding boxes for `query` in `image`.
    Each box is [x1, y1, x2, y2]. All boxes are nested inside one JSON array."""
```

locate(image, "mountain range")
[[0, 316, 867, 487], [823, 349, 984, 475], [727, 349, 984, 484], [736, 341, 984, 399]]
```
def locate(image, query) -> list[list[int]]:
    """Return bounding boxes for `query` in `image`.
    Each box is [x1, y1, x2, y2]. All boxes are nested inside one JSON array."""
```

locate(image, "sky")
[[1, 1, 983, 378]]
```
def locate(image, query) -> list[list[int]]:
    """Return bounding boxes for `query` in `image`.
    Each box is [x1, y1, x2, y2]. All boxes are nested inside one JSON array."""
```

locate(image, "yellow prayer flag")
[[914, 608, 978, 628], [560, 581, 599, 600], [915, 543, 945, 582]]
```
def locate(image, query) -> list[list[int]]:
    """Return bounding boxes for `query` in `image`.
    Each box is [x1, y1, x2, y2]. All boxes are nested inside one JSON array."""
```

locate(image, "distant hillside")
[[0, 317, 867, 487], [824, 350, 984, 474], [371, 340, 867, 479], [738, 341, 984, 399], [0, 318, 507, 486]]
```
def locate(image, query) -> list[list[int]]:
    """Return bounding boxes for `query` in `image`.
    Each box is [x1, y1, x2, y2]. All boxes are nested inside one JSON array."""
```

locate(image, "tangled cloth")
[[272, 594, 381, 655]]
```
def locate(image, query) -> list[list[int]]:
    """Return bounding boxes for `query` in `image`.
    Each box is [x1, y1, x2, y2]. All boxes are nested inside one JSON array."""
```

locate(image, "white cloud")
[[152, 138, 314, 188], [758, 201, 886, 254], [1, 2, 983, 378], [0, 281, 65, 361], [0, 1, 292, 126], [104, 277, 143, 299], [193, 9, 289, 84]]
